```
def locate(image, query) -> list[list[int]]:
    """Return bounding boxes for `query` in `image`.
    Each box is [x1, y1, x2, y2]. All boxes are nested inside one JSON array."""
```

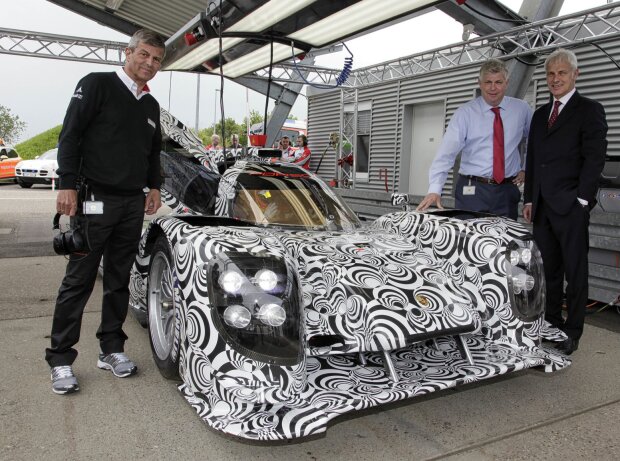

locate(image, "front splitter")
[[179, 335, 571, 440]]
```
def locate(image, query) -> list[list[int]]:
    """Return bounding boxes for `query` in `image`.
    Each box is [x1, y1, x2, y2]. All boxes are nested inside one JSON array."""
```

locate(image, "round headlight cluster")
[[509, 248, 532, 266], [223, 303, 287, 329], [219, 269, 280, 294], [505, 240, 545, 321], [218, 268, 286, 329], [511, 273, 536, 294]]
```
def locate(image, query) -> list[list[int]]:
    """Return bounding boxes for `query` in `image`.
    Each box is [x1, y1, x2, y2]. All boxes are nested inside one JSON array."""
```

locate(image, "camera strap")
[[52, 213, 62, 231]]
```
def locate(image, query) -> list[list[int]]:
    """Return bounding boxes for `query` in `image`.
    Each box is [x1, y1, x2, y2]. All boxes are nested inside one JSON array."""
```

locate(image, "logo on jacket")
[[147, 118, 156, 129], [72, 86, 83, 100]]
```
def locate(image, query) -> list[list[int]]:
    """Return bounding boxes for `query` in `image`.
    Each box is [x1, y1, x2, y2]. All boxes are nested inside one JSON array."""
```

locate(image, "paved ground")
[[1, 183, 619, 460]]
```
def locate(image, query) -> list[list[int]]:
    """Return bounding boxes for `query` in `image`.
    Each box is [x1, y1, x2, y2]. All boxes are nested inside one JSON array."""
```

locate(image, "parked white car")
[[15, 148, 58, 188]]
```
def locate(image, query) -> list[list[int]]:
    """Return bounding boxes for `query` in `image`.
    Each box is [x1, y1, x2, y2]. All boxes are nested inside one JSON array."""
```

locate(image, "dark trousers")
[[455, 175, 521, 220], [45, 192, 145, 367], [533, 197, 590, 340]]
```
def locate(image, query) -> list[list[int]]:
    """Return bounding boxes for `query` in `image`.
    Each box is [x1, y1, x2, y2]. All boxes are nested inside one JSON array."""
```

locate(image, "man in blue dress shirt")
[[417, 59, 532, 220]]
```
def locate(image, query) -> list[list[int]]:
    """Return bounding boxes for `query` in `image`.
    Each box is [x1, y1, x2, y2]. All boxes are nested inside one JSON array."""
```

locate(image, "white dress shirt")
[[116, 68, 151, 100], [427, 96, 532, 194], [548, 87, 576, 118]]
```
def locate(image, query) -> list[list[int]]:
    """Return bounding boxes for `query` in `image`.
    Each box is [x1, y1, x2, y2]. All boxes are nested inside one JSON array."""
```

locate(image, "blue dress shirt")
[[427, 96, 533, 194]]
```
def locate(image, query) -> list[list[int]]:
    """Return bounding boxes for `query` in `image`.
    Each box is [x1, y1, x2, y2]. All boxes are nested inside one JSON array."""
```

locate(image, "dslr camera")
[[53, 213, 90, 255]]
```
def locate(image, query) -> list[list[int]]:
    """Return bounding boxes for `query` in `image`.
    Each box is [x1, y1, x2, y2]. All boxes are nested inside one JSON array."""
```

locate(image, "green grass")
[[15, 125, 62, 159]]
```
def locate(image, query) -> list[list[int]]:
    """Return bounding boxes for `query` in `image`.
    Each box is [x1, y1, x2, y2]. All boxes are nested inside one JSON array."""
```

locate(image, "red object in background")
[[337, 154, 353, 167], [184, 32, 198, 46], [249, 134, 267, 147], [456, 0, 467, 5], [378, 168, 389, 193], [329, 179, 337, 187]]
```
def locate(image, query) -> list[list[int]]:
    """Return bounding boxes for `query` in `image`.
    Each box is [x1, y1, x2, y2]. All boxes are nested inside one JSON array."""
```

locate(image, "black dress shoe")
[[555, 338, 579, 355]]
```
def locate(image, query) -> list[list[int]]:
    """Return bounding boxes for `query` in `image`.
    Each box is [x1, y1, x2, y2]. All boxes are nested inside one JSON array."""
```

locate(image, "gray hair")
[[545, 48, 578, 71], [128, 29, 165, 53], [479, 58, 509, 80]]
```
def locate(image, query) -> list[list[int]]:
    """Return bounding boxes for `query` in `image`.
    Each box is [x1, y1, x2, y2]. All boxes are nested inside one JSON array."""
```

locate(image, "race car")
[[127, 110, 570, 441]]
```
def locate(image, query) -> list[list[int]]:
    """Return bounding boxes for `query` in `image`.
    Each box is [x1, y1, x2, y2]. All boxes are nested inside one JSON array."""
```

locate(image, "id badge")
[[462, 185, 476, 196], [83, 201, 104, 214]]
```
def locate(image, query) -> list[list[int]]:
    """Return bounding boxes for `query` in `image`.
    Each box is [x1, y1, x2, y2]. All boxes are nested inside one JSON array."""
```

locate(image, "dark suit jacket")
[[524, 90, 607, 216]]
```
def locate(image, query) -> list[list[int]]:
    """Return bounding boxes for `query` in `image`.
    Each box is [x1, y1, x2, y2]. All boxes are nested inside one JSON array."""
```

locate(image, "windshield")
[[231, 170, 360, 231], [40, 149, 58, 160]]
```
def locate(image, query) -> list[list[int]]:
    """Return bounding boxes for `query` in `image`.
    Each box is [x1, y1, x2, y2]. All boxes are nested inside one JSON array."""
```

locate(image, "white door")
[[408, 102, 444, 196]]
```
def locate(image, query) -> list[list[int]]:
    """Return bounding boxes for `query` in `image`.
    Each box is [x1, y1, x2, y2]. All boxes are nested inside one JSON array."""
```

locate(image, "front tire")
[[147, 237, 181, 380], [17, 178, 32, 188]]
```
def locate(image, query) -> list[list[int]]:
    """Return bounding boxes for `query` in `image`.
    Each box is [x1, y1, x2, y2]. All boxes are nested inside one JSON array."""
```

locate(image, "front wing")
[[179, 335, 569, 440]]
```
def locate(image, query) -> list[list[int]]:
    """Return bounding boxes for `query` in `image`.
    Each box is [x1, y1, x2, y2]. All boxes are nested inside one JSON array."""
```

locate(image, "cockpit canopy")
[[228, 164, 361, 231]]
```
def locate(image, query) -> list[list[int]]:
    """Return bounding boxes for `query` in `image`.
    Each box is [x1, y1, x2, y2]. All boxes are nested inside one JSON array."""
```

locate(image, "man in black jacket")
[[46, 30, 165, 394], [523, 48, 607, 355]]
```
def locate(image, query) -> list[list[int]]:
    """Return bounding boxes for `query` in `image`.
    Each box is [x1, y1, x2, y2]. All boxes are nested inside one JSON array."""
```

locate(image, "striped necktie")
[[548, 100, 562, 128]]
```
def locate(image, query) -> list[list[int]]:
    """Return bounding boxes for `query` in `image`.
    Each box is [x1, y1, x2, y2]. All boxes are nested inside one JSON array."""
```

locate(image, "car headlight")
[[219, 271, 244, 294], [223, 305, 252, 328], [505, 239, 545, 321], [209, 252, 302, 365], [256, 303, 286, 327]]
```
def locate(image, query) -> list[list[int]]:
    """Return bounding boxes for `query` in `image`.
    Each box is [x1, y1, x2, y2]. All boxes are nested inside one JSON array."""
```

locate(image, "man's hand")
[[416, 193, 443, 212], [56, 189, 78, 216], [513, 170, 525, 186], [145, 189, 161, 215], [523, 203, 532, 223]]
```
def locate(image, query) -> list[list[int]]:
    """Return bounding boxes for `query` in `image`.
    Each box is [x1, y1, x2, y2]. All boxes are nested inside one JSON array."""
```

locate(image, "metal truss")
[[0, 27, 126, 65], [3, 2, 620, 88], [253, 2, 620, 88], [337, 88, 357, 189]]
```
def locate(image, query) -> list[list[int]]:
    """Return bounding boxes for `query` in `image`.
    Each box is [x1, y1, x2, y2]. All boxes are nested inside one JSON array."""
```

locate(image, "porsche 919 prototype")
[[127, 110, 570, 440]]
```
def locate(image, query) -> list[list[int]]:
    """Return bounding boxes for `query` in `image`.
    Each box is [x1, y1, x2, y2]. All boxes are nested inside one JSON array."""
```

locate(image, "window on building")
[[355, 109, 371, 181], [343, 101, 372, 183]]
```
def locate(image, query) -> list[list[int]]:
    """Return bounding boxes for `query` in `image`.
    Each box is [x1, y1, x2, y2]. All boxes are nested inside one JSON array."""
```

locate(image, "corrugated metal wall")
[[307, 91, 340, 179]]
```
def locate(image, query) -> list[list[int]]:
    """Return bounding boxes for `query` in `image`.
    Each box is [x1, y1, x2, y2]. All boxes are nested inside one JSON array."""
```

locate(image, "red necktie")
[[548, 100, 561, 128], [492, 107, 504, 184]]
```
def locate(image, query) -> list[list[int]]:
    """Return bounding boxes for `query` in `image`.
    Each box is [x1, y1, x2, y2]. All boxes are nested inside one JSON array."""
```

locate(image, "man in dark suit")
[[523, 48, 607, 355]]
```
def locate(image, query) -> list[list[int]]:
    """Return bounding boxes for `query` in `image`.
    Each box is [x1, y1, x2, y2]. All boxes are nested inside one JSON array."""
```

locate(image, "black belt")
[[461, 174, 516, 185]]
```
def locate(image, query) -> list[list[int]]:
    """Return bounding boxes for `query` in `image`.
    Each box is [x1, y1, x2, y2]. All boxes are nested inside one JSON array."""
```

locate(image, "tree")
[[0, 105, 26, 144], [198, 116, 251, 146], [195, 109, 300, 147], [244, 109, 264, 127]]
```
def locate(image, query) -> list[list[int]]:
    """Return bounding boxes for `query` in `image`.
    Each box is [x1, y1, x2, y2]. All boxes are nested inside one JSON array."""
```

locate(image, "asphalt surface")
[[1, 182, 619, 460]]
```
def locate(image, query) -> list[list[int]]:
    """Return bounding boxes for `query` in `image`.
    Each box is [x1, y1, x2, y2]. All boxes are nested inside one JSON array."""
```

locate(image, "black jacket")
[[57, 72, 162, 193], [524, 90, 607, 216]]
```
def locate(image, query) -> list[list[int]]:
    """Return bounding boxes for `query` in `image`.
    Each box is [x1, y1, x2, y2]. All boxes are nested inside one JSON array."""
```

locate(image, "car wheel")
[[17, 178, 32, 188], [147, 237, 181, 380]]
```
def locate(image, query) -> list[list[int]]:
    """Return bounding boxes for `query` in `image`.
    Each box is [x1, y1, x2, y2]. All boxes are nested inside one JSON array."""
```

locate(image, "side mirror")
[[391, 193, 411, 211], [0, 155, 8, 161]]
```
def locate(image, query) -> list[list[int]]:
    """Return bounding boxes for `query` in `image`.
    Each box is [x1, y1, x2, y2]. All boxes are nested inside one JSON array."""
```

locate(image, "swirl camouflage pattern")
[[127, 112, 571, 440]]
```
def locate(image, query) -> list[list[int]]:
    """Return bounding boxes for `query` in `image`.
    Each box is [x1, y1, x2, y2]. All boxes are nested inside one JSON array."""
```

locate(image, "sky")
[[0, 0, 606, 142]]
